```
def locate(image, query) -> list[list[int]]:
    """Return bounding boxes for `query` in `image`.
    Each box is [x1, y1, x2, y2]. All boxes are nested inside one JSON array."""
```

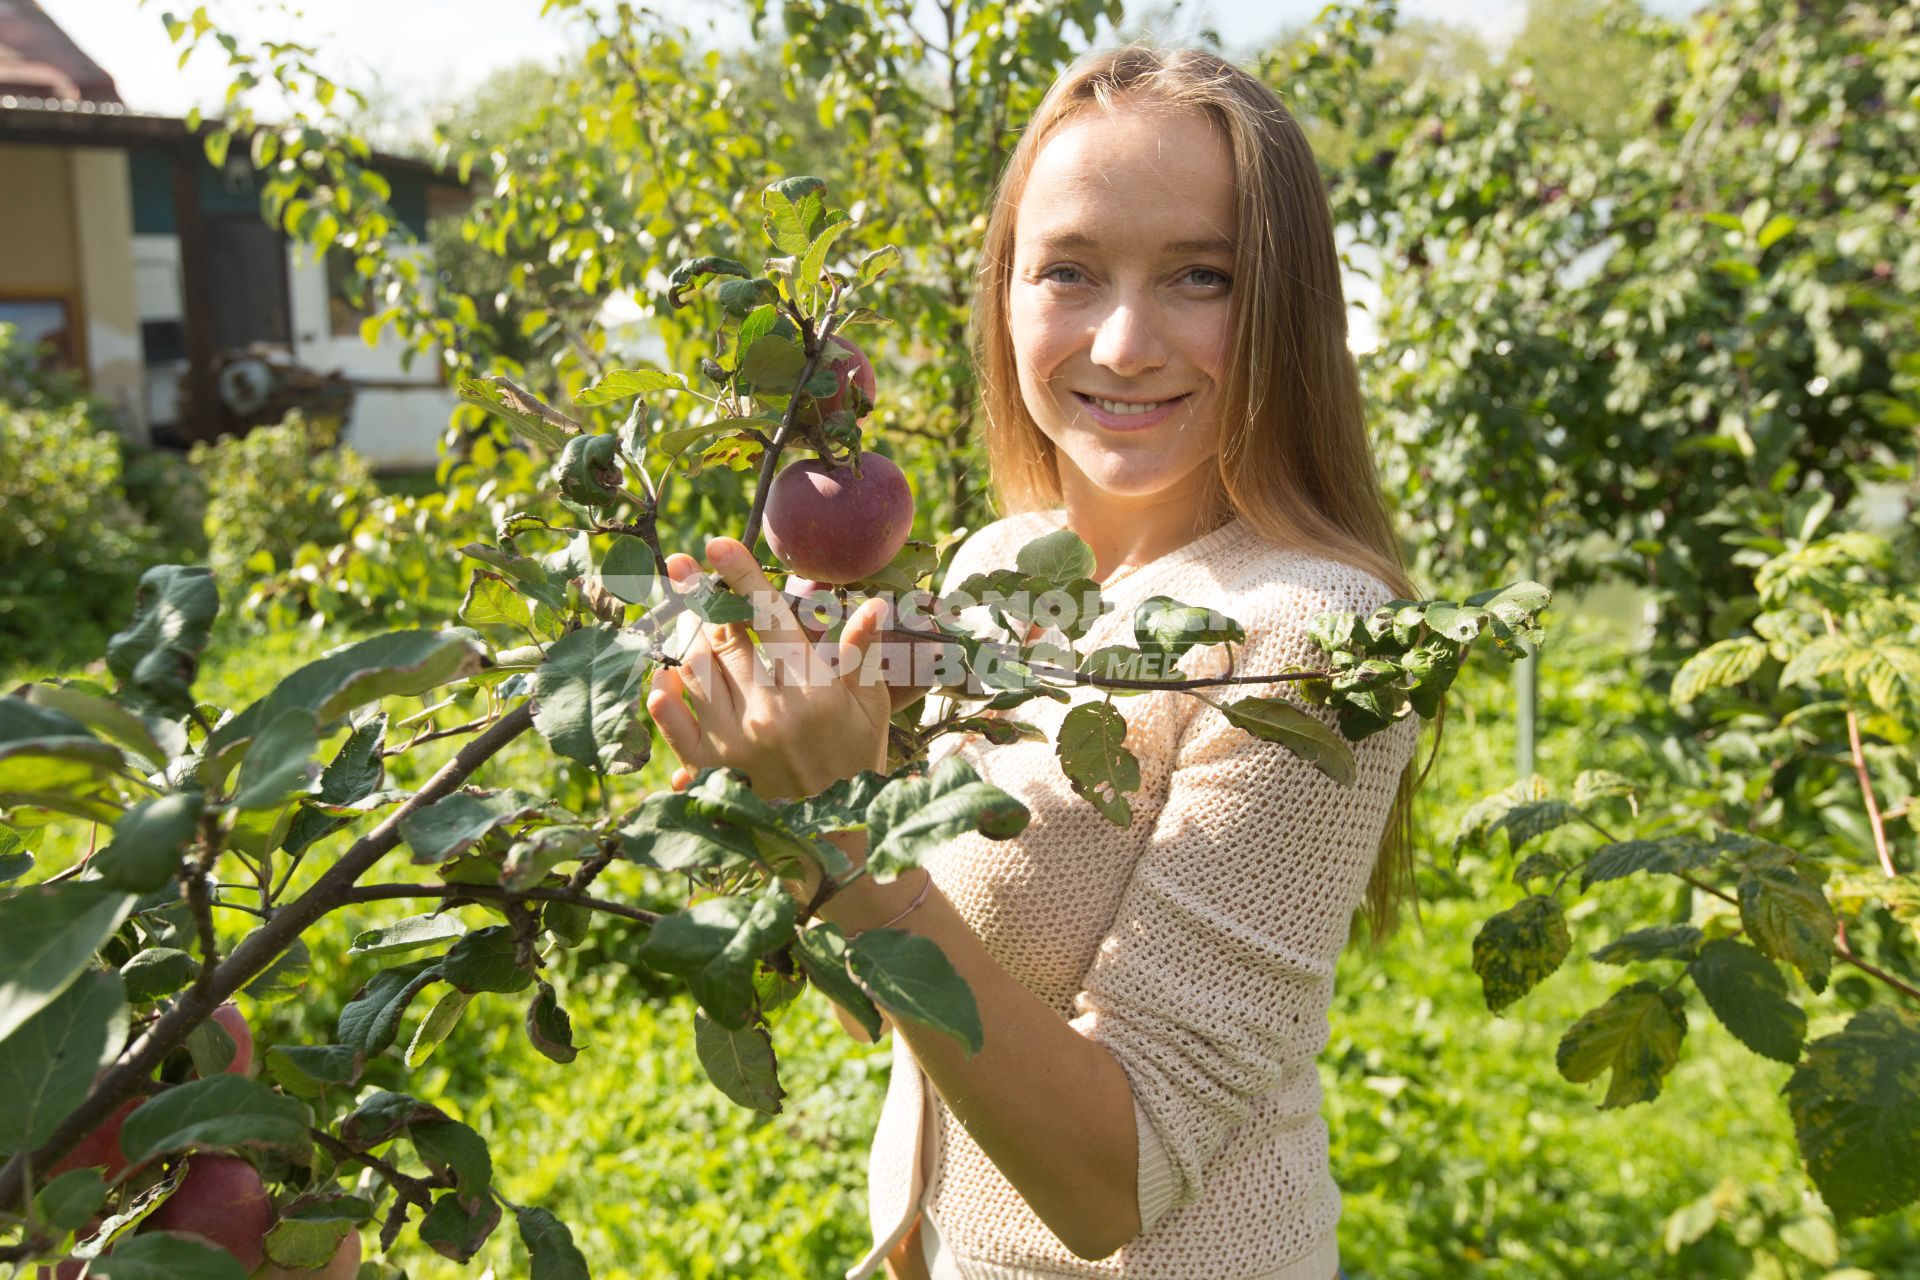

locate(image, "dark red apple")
[[141, 1155, 273, 1273], [49, 1097, 142, 1181], [206, 1003, 253, 1077], [763, 453, 914, 585], [258, 1229, 361, 1279], [805, 338, 878, 422]]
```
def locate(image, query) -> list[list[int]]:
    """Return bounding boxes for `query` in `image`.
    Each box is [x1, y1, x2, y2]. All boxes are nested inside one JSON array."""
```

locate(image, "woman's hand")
[[644, 536, 894, 803]]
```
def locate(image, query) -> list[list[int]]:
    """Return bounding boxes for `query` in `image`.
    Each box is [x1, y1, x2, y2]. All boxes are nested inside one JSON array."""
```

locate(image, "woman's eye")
[[1187, 267, 1231, 289], [1039, 265, 1084, 285]]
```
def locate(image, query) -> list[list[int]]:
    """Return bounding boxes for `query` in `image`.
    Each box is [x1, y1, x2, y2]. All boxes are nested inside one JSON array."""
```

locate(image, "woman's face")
[[1008, 102, 1236, 514]]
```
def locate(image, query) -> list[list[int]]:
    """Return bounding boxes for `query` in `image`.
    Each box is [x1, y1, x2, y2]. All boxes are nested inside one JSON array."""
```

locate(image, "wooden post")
[[169, 142, 218, 443]]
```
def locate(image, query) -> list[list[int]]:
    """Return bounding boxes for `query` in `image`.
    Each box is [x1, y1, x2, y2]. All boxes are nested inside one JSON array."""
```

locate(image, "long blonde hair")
[[971, 43, 1439, 947]]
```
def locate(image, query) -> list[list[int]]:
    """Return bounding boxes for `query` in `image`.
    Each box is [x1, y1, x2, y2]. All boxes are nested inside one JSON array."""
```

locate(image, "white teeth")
[[1088, 396, 1172, 416]]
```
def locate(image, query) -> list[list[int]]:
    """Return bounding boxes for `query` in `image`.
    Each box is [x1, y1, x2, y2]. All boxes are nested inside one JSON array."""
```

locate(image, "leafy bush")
[[0, 325, 174, 672], [190, 409, 378, 589]]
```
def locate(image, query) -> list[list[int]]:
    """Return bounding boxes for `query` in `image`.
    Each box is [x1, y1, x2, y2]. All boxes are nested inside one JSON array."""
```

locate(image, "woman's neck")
[[1056, 484, 1231, 587]]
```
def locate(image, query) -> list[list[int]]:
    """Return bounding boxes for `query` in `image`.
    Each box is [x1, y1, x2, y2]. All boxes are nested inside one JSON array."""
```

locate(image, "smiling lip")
[[1074, 392, 1188, 432]]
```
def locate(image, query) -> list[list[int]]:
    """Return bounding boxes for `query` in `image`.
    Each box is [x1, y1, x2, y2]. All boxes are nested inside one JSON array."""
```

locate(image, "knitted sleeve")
[[1065, 571, 1419, 1235]]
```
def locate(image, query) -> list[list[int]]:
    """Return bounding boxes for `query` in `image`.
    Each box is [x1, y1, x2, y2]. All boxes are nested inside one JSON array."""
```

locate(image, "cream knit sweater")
[[847, 510, 1419, 1280]]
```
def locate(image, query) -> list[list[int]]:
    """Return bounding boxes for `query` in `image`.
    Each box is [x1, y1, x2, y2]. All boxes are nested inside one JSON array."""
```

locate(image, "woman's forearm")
[[817, 840, 1144, 1260]]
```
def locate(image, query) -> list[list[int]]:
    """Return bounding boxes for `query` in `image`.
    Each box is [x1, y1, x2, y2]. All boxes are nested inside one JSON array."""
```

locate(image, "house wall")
[[71, 148, 145, 441], [0, 143, 81, 331]]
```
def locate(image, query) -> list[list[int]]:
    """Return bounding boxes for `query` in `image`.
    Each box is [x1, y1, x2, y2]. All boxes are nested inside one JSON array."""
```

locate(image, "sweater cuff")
[[1133, 1095, 1181, 1236]]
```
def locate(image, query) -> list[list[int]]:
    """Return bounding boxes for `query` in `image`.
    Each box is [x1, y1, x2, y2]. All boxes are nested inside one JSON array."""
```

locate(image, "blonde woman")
[[646, 44, 1426, 1280]]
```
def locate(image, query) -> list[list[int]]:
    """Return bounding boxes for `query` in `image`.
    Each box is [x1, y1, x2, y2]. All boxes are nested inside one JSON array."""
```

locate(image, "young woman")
[[645, 44, 1424, 1280]]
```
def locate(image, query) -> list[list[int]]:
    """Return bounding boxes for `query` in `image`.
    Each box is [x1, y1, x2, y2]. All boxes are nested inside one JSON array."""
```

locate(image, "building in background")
[[0, 0, 469, 469]]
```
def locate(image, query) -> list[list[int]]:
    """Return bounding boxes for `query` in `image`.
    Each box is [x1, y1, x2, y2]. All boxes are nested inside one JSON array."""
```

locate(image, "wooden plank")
[[168, 141, 220, 443]]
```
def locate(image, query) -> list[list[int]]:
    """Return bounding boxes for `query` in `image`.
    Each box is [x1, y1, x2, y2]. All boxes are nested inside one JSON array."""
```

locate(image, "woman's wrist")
[[818, 866, 934, 935]]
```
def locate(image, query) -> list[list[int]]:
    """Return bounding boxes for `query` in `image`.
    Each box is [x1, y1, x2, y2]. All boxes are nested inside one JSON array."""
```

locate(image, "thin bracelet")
[[847, 871, 933, 940]]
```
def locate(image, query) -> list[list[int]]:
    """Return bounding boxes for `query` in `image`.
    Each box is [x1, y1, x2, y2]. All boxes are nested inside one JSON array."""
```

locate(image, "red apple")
[[257, 1229, 361, 1279], [141, 1155, 272, 1273], [49, 1097, 142, 1182], [763, 453, 914, 585], [782, 576, 838, 641], [206, 1003, 253, 1077], [804, 338, 877, 422]]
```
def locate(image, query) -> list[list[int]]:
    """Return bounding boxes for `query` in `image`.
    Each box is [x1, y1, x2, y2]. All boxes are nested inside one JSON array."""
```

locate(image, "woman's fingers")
[[704, 536, 814, 686], [836, 593, 894, 697], [670, 765, 695, 791], [644, 666, 707, 771]]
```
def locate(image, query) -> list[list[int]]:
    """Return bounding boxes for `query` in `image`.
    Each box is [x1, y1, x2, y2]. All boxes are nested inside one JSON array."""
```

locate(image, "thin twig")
[[1822, 607, 1897, 878], [339, 882, 659, 927]]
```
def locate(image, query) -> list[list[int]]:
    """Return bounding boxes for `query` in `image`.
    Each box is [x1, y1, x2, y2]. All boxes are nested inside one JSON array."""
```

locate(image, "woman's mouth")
[[1073, 392, 1189, 431]]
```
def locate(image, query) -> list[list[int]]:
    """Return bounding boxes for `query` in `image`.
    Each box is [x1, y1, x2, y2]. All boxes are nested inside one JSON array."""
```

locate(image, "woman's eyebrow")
[[1031, 231, 1236, 256]]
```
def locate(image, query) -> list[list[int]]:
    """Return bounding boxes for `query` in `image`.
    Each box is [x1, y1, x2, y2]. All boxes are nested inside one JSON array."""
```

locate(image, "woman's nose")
[[1088, 298, 1168, 378]]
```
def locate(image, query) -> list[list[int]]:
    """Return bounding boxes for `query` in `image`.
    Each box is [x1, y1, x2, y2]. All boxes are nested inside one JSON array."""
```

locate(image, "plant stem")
[[1822, 607, 1897, 877], [339, 882, 658, 927]]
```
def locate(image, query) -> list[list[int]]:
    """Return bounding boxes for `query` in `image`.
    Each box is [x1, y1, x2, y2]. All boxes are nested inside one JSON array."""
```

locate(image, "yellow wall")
[[0, 145, 81, 296]]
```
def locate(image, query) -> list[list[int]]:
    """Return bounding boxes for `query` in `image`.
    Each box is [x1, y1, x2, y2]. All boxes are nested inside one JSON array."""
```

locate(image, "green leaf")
[[694, 1009, 783, 1112], [91, 1231, 248, 1279], [866, 756, 1031, 879], [91, 791, 203, 892], [406, 989, 472, 1068], [1687, 938, 1806, 1064], [399, 789, 549, 864], [793, 922, 883, 1041], [0, 883, 135, 1044], [121, 947, 194, 1002], [1571, 769, 1636, 808], [0, 699, 128, 820], [261, 1199, 356, 1269], [337, 958, 443, 1056], [340, 1090, 446, 1146], [265, 1043, 363, 1099], [1579, 836, 1718, 891], [1214, 696, 1357, 786], [574, 367, 688, 407], [1739, 865, 1835, 993], [461, 571, 534, 631], [1132, 596, 1244, 658], [35, 1166, 108, 1230], [441, 925, 534, 994], [1510, 851, 1564, 888], [526, 980, 577, 1064], [1555, 981, 1688, 1108], [762, 187, 812, 254], [104, 565, 219, 717], [1590, 924, 1703, 965], [780, 770, 892, 839], [551, 434, 623, 507], [618, 792, 761, 873], [639, 891, 796, 1031], [118, 1074, 311, 1163], [737, 332, 808, 392], [23, 683, 182, 769], [848, 928, 982, 1054], [413, 1117, 492, 1203], [502, 825, 597, 890], [857, 244, 901, 287], [456, 375, 581, 450], [283, 716, 386, 857], [1015, 529, 1097, 586], [349, 913, 465, 957], [208, 631, 483, 773], [420, 1189, 502, 1262], [665, 255, 751, 309], [1489, 800, 1579, 853], [241, 937, 310, 1003], [533, 626, 655, 772], [0, 969, 125, 1153], [1471, 894, 1571, 1014], [1671, 636, 1769, 705], [231, 707, 320, 811], [1785, 1005, 1920, 1221], [0, 824, 30, 882], [1054, 702, 1140, 826], [797, 216, 853, 303], [515, 1204, 590, 1280]]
